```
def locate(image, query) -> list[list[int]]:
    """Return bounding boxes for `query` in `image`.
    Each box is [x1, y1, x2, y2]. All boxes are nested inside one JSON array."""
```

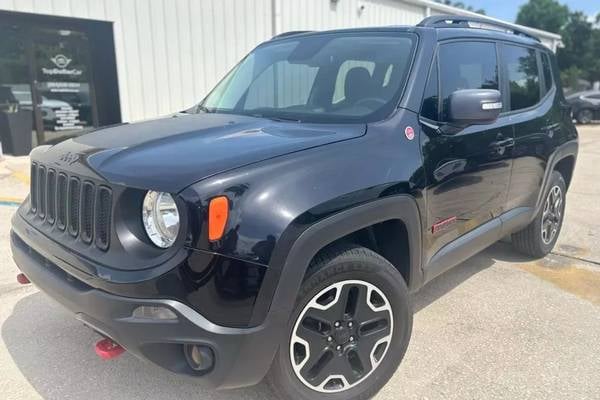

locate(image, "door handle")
[[494, 133, 515, 148], [495, 138, 515, 147]]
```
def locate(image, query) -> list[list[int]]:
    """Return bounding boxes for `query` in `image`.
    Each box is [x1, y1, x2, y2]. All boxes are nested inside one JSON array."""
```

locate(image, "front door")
[[419, 40, 514, 261]]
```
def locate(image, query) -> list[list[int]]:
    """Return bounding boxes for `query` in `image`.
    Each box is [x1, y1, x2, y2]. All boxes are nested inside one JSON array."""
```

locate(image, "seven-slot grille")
[[30, 162, 112, 251]]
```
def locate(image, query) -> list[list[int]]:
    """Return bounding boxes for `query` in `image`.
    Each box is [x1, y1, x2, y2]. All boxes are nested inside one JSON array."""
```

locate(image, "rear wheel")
[[577, 109, 593, 124], [267, 245, 412, 400], [512, 171, 567, 258]]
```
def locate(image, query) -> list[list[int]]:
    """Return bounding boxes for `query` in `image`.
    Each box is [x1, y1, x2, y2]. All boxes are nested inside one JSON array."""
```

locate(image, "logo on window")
[[43, 55, 81, 76], [51, 54, 72, 69]]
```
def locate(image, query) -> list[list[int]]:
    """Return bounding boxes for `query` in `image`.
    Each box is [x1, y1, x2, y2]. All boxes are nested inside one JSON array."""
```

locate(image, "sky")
[[470, 0, 599, 22]]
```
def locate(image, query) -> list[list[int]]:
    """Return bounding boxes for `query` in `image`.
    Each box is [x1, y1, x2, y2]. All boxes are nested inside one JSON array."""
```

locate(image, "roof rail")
[[271, 30, 313, 40], [417, 14, 541, 43]]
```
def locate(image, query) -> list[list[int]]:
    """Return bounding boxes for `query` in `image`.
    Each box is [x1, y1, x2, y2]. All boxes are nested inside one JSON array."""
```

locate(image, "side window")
[[332, 60, 375, 104], [439, 41, 498, 121], [541, 52, 554, 94], [503, 44, 541, 111], [420, 56, 439, 121]]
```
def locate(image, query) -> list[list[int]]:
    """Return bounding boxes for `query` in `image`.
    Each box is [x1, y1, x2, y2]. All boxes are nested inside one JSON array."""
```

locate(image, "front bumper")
[[10, 229, 282, 389]]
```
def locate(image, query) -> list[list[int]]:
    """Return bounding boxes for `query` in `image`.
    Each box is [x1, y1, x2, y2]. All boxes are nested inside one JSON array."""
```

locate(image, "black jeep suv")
[[11, 15, 577, 400]]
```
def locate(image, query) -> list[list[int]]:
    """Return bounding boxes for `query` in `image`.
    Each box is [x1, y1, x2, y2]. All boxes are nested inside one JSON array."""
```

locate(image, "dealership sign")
[[41, 54, 82, 76]]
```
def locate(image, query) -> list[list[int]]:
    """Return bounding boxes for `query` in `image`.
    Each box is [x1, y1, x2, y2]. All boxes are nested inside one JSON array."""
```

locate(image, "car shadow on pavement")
[[2, 242, 525, 400], [412, 241, 528, 313]]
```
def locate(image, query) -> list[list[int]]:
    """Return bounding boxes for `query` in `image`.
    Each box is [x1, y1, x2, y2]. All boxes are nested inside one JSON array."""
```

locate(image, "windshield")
[[199, 32, 416, 123]]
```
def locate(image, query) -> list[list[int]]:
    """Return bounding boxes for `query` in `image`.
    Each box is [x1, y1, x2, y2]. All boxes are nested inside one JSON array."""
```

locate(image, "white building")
[[0, 0, 562, 149]]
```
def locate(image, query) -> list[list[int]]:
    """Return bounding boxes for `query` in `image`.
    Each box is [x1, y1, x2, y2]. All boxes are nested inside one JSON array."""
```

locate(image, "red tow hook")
[[16, 273, 30, 284], [95, 338, 125, 360]]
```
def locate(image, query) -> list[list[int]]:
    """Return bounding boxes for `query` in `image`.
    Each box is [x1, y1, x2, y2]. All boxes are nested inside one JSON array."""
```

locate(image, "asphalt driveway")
[[1, 126, 599, 400]]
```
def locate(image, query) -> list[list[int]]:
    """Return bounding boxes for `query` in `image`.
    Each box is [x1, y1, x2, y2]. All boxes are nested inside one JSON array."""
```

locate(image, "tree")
[[516, 0, 569, 33], [560, 66, 585, 91], [516, 0, 600, 88], [559, 12, 597, 83]]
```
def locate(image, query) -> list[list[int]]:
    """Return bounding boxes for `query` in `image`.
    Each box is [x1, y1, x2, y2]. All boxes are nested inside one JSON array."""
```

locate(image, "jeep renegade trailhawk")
[[11, 15, 578, 400]]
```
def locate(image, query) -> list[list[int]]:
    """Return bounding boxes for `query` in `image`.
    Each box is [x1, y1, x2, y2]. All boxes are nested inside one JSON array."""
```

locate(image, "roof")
[[403, 0, 562, 44], [269, 24, 549, 52]]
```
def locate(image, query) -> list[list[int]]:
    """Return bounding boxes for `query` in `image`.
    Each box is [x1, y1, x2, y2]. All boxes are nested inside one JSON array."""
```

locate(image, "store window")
[[33, 28, 97, 141], [0, 12, 120, 154]]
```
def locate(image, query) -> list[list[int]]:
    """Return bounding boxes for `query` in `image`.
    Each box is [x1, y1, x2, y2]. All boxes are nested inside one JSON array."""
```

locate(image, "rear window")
[[503, 44, 541, 111], [200, 33, 417, 123]]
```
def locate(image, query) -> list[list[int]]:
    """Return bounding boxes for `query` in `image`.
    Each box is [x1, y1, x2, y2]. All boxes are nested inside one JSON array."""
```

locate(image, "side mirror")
[[449, 89, 502, 126]]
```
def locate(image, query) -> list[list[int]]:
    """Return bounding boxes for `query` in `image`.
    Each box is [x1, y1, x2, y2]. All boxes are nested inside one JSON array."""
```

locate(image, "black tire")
[[577, 109, 593, 124], [267, 244, 412, 400], [512, 171, 567, 258]]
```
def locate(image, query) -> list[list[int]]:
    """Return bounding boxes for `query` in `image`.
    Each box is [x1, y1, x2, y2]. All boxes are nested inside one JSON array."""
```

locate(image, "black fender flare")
[[534, 139, 578, 217], [255, 195, 423, 328]]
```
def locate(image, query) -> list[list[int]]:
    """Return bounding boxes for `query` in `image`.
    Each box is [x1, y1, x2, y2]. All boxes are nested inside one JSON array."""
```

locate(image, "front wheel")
[[267, 245, 412, 400]]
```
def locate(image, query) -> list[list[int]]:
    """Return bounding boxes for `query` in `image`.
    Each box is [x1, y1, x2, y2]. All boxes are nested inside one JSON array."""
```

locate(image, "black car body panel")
[[31, 113, 367, 193], [10, 21, 578, 390]]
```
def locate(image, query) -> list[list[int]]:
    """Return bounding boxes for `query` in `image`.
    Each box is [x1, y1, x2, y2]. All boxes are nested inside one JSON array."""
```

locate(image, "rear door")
[[501, 44, 555, 212], [419, 40, 514, 260]]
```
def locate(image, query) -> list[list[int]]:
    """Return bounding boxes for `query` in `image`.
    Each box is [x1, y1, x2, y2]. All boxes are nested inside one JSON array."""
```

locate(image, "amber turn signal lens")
[[208, 196, 229, 241]]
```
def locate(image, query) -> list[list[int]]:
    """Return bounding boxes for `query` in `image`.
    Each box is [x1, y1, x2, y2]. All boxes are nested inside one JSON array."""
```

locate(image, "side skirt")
[[422, 207, 534, 284]]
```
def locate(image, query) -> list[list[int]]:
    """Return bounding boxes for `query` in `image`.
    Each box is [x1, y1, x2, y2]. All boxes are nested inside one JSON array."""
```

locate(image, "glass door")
[[0, 22, 36, 154], [31, 27, 98, 145]]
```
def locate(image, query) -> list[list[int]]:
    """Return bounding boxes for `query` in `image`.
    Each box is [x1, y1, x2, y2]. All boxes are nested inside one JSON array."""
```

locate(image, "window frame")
[[418, 46, 440, 123]]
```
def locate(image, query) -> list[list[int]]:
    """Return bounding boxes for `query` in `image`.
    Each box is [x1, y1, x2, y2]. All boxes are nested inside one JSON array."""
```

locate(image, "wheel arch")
[[553, 154, 576, 188], [306, 219, 412, 286], [533, 140, 578, 216], [260, 195, 423, 327]]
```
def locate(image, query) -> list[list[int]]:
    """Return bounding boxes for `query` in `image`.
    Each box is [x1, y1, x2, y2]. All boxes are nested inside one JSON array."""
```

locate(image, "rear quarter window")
[[541, 52, 554, 94]]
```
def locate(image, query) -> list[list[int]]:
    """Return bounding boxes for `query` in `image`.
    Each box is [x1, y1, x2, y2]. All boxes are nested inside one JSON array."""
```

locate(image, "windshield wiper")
[[250, 113, 301, 123]]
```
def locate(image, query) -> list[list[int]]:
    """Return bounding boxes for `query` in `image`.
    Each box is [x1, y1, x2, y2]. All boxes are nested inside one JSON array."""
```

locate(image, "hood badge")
[[58, 152, 81, 166]]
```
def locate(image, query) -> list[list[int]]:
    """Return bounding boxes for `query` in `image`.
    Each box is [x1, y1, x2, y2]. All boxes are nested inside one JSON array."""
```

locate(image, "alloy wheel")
[[541, 185, 563, 245], [289, 280, 393, 393]]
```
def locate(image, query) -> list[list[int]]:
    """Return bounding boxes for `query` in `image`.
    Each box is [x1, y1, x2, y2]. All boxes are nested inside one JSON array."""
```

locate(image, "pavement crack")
[[550, 251, 600, 267]]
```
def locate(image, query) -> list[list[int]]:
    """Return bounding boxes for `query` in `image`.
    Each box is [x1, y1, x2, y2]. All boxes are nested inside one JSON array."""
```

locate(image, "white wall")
[[0, 0, 273, 122], [0, 0, 562, 124], [276, 0, 425, 31]]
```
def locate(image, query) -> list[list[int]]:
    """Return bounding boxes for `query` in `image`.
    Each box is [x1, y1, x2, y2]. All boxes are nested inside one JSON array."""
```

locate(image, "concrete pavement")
[[1, 126, 599, 400]]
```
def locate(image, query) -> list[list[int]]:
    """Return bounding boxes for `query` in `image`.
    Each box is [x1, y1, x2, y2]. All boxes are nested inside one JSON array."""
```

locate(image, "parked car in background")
[[567, 90, 600, 124]]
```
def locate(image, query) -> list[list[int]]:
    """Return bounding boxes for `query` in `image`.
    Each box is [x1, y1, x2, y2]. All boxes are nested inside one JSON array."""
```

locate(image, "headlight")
[[142, 191, 180, 248]]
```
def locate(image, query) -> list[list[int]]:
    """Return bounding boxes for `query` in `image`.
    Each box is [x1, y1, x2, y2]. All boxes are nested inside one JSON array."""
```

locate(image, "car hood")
[[36, 113, 366, 193]]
